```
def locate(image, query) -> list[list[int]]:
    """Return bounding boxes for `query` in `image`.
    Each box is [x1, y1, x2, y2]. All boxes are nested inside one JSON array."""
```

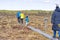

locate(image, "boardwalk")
[[27, 26, 58, 40]]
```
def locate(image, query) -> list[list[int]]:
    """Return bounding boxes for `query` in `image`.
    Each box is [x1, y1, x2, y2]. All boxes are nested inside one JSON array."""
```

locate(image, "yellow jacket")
[[20, 13, 25, 19]]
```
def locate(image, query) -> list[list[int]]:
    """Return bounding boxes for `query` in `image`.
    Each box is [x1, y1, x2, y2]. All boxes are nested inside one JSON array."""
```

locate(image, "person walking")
[[25, 16, 29, 26], [16, 11, 21, 23], [51, 5, 60, 39], [20, 13, 25, 24]]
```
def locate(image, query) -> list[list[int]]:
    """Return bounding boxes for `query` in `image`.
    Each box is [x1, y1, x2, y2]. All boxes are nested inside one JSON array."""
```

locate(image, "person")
[[51, 5, 60, 39], [16, 11, 21, 23], [20, 13, 25, 24], [25, 16, 29, 26]]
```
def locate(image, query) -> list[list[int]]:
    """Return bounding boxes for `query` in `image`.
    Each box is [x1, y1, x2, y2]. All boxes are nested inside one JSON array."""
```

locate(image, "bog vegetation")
[[0, 10, 53, 40]]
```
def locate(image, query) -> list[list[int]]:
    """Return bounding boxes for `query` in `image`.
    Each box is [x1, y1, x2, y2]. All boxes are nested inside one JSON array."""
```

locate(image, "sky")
[[0, 0, 60, 10]]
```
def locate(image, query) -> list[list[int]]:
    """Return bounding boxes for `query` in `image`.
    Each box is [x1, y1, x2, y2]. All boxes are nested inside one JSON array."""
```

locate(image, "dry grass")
[[29, 15, 59, 37], [0, 14, 49, 40], [29, 15, 52, 33]]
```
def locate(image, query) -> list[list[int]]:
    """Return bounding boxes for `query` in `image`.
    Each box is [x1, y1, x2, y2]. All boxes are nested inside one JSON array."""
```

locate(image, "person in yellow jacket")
[[20, 13, 25, 24]]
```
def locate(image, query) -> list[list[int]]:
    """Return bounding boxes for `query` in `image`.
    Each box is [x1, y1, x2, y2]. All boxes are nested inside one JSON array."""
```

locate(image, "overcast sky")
[[0, 0, 60, 10]]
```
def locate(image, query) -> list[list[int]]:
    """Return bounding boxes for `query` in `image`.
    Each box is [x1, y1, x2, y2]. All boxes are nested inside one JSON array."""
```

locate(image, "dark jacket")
[[51, 8, 60, 31]]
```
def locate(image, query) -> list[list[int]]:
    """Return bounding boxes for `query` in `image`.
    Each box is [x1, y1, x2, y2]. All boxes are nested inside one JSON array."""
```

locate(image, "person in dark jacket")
[[16, 11, 21, 23], [51, 5, 60, 38]]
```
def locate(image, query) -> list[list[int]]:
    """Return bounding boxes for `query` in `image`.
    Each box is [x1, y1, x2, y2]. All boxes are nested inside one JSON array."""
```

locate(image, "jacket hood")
[[55, 8, 60, 12]]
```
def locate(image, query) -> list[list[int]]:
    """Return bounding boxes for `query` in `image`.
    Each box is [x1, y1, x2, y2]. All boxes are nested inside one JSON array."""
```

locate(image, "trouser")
[[26, 21, 29, 26], [53, 30, 60, 38], [17, 17, 20, 23], [21, 19, 23, 24]]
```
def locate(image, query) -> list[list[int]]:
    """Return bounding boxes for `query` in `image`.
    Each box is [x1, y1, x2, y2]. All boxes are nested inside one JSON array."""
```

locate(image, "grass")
[[0, 10, 54, 40], [0, 12, 49, 40]]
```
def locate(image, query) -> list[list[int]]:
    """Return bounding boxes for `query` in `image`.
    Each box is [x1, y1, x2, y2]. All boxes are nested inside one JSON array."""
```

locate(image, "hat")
[[56, 4, 59, 8]]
